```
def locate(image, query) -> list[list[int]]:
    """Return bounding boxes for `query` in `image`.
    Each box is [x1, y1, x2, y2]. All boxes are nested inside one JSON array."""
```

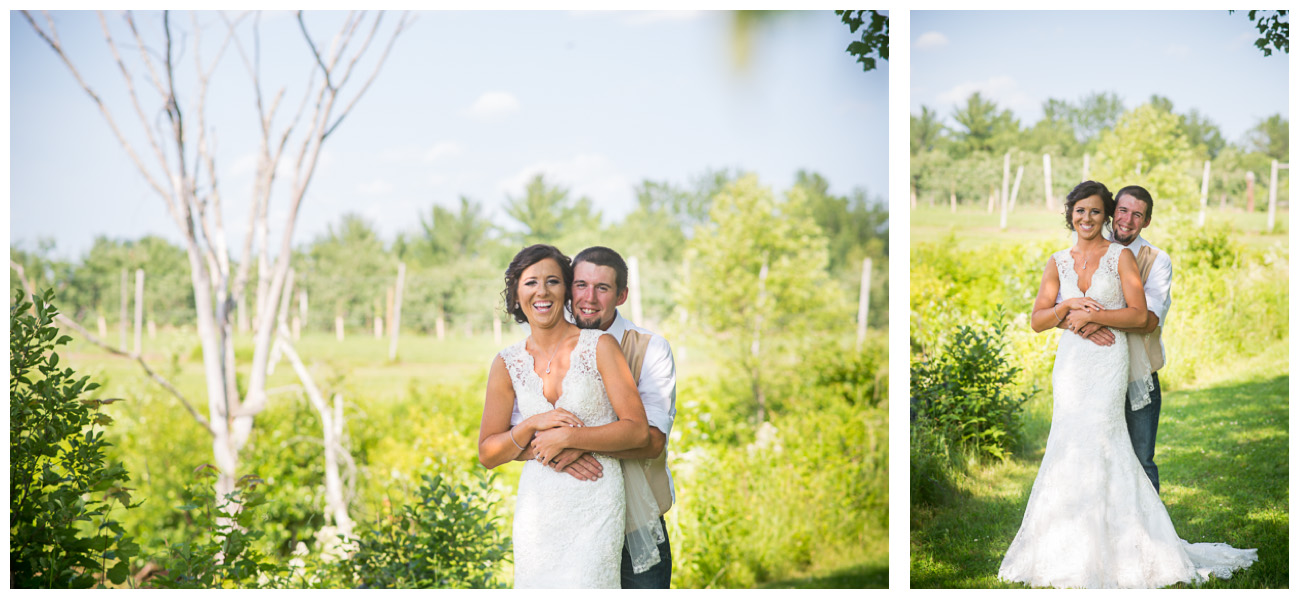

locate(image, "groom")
[[512, 246, 677, 588], [1069, 185, 1172, 493]]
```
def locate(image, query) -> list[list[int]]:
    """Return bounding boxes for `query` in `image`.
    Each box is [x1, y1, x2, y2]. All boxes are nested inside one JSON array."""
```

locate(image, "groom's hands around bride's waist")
[[1065, 310, 1116, 346], [521, 439, 605, 481]]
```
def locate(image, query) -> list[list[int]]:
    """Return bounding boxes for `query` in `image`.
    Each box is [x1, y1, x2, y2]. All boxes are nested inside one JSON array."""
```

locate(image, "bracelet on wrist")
[[508, 426, 526, 451]]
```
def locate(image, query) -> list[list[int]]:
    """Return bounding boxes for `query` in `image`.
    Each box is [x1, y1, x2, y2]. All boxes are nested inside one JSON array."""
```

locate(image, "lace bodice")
[[499, 328, 619, 429], [499, 328, 625, 588], [1054, 243, 1126, 310]]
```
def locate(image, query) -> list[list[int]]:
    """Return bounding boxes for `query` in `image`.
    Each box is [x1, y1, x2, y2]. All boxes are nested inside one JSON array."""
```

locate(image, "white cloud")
[[424, 141, 464, 162], [914, 31, 949, 50], [936, 75, 1034, 115], [429, 173, 449, 186], [465, 92, 521, 120], [358, 179, 394, 196], [1164, 43, 1192, 58], [497, 153, 632, 216]]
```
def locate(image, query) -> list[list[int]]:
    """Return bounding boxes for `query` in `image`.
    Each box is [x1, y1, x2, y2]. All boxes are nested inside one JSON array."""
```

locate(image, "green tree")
[[418, 196, 496, 266], [950, 93, 1019, 156], [1093, 103, 1198, 209], [1024, 98, 1078, 156], [1245, 113, 1289, 161], [679, 175, 847, 421], [836, 10, 888, 72], [1071, 92, 1124, 150], [1179, 109, 1226, 160], [503, 174, 603, 248], [297, 214, 394, 331], [1233, 10, 1289, 56], [911, 106, 946, 156]]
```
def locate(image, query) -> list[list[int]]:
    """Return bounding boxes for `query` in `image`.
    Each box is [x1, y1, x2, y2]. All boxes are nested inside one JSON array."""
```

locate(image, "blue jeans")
[[1125, 371, 1162, 493], [619, 515, 672, 588]]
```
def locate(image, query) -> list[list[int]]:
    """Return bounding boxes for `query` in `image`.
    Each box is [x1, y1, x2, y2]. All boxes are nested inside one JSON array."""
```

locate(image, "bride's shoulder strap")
[[498, 340, 529, 384]]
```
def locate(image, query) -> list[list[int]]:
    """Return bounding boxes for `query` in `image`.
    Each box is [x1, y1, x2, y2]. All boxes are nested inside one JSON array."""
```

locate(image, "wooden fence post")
[[629, 256, 643, 327], [134, 269, 144, 354], [1043, 154, 1053, 210], [389, 263, 405, 361], [1082, 153, 1090, 182], [1268, 160, 1279, 232], [336, 315, 345, 341], [493, 313, 502, 346], [856, 257, 871, 351], [1001, 152, 1011, 215], [1198, 160, 1211, 227], [120, 269, 128, 350], [1246, 171, 1256, 213]]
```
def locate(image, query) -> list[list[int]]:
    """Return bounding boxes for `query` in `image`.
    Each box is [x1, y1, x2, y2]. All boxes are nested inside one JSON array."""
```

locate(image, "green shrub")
[[910, 313, 1033, 461], [10, 289, 141, 588], [337, 471, 510, 589], [149, 470, 283, 589]]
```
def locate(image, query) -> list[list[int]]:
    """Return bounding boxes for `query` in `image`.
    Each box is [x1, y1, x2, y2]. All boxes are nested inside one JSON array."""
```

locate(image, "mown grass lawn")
[[910, 345, 1289, 589]]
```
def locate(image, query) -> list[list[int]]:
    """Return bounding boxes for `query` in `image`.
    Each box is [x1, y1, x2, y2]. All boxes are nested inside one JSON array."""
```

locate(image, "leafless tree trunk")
[[23, 10, 411, 526]]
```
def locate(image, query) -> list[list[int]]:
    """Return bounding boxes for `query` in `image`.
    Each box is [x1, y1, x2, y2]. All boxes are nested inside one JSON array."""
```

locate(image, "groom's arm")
[[605, 336, 675, 460], [546, 336, 677, 478]]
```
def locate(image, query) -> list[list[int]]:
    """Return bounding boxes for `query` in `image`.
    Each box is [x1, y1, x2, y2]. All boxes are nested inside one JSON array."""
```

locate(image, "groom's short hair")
[[1115, 185, 1154, 219], [572, 246, 628, 293]]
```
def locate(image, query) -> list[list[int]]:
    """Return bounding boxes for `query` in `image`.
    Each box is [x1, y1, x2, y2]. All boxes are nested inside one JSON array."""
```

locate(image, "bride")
[[478, 244, 653, 588], [998, 181, 1257, 588]]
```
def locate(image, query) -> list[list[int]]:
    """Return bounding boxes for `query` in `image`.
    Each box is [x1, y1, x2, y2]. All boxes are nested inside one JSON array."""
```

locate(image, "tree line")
[[911, 91, 1289, 213], [11, 169, 887, 337]]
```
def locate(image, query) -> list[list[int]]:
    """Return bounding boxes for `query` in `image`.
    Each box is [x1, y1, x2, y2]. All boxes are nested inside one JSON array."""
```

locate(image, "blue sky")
[[911, 11, 1288, 143], [10, 10, 885, 260]]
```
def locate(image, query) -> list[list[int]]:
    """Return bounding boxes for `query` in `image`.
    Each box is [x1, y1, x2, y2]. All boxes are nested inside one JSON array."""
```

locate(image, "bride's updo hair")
[[502, 244, 574, 324], [1063, 180, 1115, 232]]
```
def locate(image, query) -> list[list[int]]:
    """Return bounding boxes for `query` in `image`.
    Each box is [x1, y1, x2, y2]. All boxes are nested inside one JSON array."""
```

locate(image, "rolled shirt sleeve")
[[1144, 251, 1173, 326], [637, 335, 677, 438]]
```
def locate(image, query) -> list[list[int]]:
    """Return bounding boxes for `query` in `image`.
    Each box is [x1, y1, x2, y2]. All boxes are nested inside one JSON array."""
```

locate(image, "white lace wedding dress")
[[998, 243, 1257, 588], [500, 329, 624, 588]]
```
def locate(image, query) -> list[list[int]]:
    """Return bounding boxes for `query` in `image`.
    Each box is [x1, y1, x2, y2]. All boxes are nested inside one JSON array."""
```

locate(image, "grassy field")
[[911, 204, 1289, 250], [65, 326, 731, 406], [910, 343, 1289, 588]]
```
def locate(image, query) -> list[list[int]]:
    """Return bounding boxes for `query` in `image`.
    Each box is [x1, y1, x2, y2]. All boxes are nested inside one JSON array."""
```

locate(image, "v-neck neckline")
[[1071, 244, 1108, 295], [525, 331, 583, 407]]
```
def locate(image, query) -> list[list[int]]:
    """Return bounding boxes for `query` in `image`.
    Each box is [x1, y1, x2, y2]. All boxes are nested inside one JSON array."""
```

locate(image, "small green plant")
[[340, 470, 511, 589], [910, 312, 1033, 461], [149, 468, 282, 589], [10, 289, 141, 588]]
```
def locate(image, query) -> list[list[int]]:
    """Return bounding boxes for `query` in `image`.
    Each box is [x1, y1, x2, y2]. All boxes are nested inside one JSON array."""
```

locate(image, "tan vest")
[[619, 329, 674, 515], [1135, 246, 1165, 373]]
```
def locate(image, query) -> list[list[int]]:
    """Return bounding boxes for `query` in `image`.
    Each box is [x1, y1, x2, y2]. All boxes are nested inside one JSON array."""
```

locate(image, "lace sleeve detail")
[[572, 329, 605, 383], [498, 342, 530, 391], [1053, 249, 1075, 289], [1099, 243, 1123, 278]]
